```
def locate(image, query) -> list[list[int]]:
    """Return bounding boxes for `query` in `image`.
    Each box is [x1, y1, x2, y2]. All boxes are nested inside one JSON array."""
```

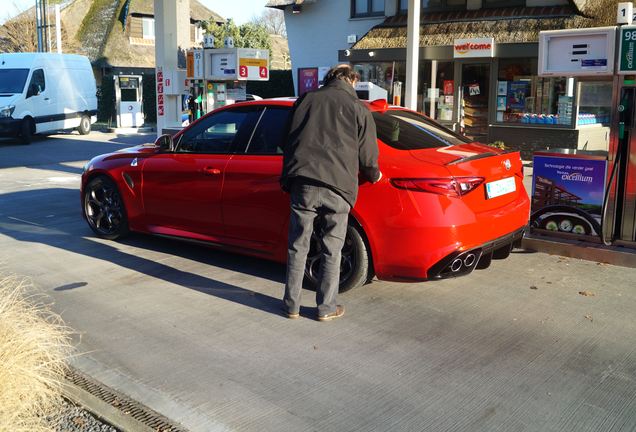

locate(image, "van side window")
[[27, 69, 45, 98]]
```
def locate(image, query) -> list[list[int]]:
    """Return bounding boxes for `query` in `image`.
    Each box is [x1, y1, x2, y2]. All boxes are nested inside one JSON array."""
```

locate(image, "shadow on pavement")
[[0, 187, 285, 317], [108, 134, 156, 146]]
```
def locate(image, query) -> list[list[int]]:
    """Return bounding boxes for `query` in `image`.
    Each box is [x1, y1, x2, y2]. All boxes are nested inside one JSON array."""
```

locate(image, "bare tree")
[[0, 2, 70, 53], [251, 9, 286, 38], [0, 13, 39, 52]]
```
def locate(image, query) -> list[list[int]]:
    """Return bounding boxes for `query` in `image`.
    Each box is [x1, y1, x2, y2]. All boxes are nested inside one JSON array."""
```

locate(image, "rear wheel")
[[83, 176, 129, 240], [20, 118, 34, 144], [78, 115, 91, 135], [305, 223, 370, 293]]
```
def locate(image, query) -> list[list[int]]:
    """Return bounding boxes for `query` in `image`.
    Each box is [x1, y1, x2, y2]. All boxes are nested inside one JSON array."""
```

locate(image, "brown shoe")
[[318, 305, 345, 322], [282, 307, 299, 319]]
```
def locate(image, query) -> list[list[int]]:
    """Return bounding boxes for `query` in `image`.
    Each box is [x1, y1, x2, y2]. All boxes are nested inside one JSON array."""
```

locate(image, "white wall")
[[283, 0, 385, 95]]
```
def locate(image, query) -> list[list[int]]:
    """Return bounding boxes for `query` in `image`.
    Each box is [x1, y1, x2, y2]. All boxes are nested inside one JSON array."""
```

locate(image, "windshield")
[[0, 69, 30, 94], [373, 110, 471, 150]]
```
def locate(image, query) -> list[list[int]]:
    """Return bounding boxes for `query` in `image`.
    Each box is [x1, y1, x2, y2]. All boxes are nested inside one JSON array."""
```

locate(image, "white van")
[[0, 53, 97, 144]]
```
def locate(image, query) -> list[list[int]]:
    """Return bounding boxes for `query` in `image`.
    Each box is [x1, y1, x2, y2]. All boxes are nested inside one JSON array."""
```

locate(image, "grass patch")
[[0, 275, 72, 432]]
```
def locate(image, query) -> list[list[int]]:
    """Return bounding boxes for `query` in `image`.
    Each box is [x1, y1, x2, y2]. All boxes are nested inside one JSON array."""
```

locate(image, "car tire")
[[305, 223, 370, 293], [20, 118, 34, 144], [78, 114, 91, 135], [83, 176, 129, 240]]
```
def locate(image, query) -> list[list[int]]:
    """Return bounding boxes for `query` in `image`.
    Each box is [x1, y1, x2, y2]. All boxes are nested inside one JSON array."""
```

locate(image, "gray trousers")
[[284, 181, 351, 316]]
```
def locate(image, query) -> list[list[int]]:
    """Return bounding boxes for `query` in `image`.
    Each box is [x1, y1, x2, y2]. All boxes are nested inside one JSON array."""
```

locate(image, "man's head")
[[324, 64, 360, 87]]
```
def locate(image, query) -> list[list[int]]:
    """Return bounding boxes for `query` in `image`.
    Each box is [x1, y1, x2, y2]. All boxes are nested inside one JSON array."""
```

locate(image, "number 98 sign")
[[620, 25, 636, 73]]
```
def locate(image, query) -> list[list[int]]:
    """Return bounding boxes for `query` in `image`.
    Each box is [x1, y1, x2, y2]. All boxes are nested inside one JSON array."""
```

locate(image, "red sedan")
[[81, 99, 530, 292]]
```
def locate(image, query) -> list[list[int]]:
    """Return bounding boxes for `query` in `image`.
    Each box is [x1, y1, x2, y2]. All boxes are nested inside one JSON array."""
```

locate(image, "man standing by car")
[[281, 64, 382, 321]]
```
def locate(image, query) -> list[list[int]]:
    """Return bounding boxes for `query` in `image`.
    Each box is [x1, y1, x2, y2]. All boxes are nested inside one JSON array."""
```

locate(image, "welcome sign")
[[453, 38, 495, 58]]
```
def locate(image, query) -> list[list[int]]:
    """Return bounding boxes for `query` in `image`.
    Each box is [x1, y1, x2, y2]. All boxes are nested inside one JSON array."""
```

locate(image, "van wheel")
[[20, 118, 34, 144], [305, 223, 370, 293], [78, 115, 91, 135]]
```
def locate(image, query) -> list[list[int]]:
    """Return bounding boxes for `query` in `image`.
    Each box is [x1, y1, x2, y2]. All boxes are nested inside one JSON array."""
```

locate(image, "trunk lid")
[[409, 143, 525, 211]]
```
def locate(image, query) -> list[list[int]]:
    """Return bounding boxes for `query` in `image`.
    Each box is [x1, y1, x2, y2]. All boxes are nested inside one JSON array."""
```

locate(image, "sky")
[[2, 0, 270, 24]]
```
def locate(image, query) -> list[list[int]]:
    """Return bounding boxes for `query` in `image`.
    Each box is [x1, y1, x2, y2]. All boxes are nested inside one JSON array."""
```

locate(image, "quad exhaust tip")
[[450, 258, 463, 272], [463, 253, 476, 267], [440, 249, 483, 277]]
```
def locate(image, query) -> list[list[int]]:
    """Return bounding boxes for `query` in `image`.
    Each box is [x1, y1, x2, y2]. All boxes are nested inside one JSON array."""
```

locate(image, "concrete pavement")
[[1, 132, 635, 431]]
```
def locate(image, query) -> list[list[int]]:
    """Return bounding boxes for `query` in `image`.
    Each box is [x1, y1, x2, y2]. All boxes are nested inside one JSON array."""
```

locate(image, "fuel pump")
[[603, 80, 636, 245], [114, 75, 143, 128]]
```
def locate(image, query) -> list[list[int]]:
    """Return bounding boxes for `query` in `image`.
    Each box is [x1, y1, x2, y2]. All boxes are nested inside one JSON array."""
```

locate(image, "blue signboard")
[[531, 154, 607, 237]]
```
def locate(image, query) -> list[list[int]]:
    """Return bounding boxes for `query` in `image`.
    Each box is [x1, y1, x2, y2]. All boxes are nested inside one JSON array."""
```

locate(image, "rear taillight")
[[390, 177, 484, 197]]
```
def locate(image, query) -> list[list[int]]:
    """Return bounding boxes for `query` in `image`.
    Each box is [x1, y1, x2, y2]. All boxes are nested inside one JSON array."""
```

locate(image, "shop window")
[[419, 61, 454, 123], [482, 0, 524, 8], [353, 61, 405, 104], [577, 81, 612, 127], [351, 0, 385, 18], [496, 58, 570, 126]]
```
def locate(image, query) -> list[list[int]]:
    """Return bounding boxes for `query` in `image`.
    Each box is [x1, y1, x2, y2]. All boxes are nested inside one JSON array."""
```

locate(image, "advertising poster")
[[298, 67, 319, 96], [508, 81, 530, 110], [443, 80, 454, 95], [496, 96, 507, 111], [497, 80, 508, 96], [531, 154, 608, 237]]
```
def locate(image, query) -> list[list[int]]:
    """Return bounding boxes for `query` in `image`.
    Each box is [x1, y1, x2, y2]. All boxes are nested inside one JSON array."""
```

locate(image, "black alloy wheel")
[[78, 115, 91, 135], [305, 223, 370, 293], [83, 176, 129, 240]]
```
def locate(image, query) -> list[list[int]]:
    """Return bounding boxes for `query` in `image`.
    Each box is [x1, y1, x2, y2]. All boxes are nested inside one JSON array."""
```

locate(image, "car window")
[[245, 107, 291, 155], [27, 69, 45, 97], [0, 69, 30, 94], [373, 110, 470, 150], [177, 107, 261, 154]]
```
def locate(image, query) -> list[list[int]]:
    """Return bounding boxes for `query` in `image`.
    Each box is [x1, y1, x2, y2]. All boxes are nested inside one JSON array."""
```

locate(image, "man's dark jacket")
[[281, 79, 381, 207]]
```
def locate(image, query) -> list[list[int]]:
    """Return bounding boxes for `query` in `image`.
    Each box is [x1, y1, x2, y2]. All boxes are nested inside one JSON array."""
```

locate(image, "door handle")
[[202, 167, 221, 175], [44, 97, 50, 100]]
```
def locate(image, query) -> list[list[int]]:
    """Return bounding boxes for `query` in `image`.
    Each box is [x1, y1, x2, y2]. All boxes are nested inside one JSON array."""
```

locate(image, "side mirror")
[[154, 134, 174, 152]]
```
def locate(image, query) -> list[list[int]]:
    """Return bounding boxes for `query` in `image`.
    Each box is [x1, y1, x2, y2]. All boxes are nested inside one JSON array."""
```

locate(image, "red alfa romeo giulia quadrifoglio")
[[81, 99, 530, 292]]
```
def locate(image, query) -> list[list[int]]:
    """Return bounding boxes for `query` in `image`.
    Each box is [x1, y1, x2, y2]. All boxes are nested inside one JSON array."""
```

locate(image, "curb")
[[62, 379, 155, 432]]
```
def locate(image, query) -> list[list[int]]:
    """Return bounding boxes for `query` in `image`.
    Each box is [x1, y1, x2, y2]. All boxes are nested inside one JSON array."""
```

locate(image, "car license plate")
[[485, 177, 516, 199]]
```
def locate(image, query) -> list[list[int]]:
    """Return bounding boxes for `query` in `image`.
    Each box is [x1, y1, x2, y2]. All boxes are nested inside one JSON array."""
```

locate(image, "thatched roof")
[[127, 0, 224, 23], [265, 0, 317, 8], [354, 0, 618, 50], [59, 0, 222, 68]]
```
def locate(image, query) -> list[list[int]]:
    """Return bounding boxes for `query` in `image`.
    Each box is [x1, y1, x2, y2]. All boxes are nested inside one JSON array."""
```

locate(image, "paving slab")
[[1, 133, 635, 432]]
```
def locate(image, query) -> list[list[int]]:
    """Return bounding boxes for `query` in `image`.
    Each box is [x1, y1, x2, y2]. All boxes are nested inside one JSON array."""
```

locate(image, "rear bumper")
[[359, 180, 530, 282], [0, 118, 21, 136], [426, 226, 525, 279]]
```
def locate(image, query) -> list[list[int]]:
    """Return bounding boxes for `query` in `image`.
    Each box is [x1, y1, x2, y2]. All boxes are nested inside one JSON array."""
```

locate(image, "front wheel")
[[78, 115, 91, 135], [83, 176, 129, 240], [20, 118, 34, 144], [305, 223, 371, 293]]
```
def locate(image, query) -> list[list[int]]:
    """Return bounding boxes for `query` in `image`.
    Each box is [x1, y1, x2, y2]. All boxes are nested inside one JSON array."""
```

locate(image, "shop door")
[[460, 63, 490, 142]]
